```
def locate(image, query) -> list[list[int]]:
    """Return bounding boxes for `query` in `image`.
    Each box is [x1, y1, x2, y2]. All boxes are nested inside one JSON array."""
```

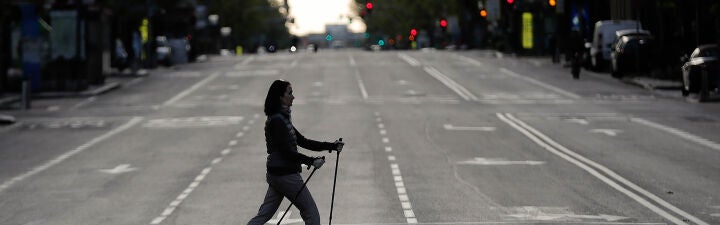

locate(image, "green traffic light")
[[326, 35, 333, 41], [378, 40, 385, 46]]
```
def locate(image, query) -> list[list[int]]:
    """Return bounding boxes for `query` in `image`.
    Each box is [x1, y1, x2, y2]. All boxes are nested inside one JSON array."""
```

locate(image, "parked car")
[[681, 44, 720, 96], [590, 20, 642, 70], [155, 36, 173, 67], [610, 29, 654, 78]]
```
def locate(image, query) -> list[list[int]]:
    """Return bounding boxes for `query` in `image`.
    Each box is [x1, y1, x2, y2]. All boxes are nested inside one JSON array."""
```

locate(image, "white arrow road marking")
[[99, 164, 138, 174], [0, 117, 143, 194], [457, 157, 545, 165], [444, 124, 496, 131], [266, 211, 303, 225], [564, 118, 589, 125], [590, 129, 622, 136]]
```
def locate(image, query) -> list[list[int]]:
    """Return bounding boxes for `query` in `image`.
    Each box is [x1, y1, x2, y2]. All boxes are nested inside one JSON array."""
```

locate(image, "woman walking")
[[248, 80, 344, 225]]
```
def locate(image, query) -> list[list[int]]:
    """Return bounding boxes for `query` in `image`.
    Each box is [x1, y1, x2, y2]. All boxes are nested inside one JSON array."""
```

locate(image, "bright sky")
[[287, 0, 366, 36]]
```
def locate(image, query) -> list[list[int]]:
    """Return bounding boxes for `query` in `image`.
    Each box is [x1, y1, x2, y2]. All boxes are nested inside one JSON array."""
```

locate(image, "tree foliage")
[[354, 0, 459, 37]]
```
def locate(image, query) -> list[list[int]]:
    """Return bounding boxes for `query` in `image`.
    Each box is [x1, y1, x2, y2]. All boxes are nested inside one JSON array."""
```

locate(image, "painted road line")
[[355, 70, 369, 100], [349, 55, 357, 67], [424, 66, 478, 101], [375, 112, 418, 224], [233, 56, 255, 69], [163, 72, 221, 106], [589, 129, 622, 137], [444, 124, 496, 131], [71, 96, 97, 110], [499, 68, 581, 99], [151, 116, 257, 225], [455, 54, 484, 67], [398, 53, 421, 66], [631, 117, 720, 153], [498, 113, 708, 225], [457, 157, 545, 166], [0, 117, 143, 194]]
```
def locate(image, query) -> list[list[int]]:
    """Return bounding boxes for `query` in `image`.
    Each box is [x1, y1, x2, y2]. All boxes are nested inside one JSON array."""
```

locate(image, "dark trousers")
[[247, 173, 320, 225]]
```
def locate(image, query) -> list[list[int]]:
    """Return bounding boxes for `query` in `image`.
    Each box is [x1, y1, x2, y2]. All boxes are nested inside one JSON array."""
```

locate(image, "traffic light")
[[365, 2, 373, 14], [410, 28, 417, 37], [480, 9, 487, 18], [439, 19, 448, 31], [507, 0, 514, 4], [548, 0, 556, 7]]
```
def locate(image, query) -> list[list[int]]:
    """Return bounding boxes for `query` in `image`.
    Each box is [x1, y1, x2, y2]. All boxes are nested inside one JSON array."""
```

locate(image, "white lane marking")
[[98, 164, 139, 174], [163, 72, 221, 106], [229, 140, 238, 146], [398, 53, 421, 66], [444, 124, 496, 131], [589, 129, 622, 137], [455, 54, 484, 67], [499, 68, 581, 99], [349, 55, 357, 66], [498, 113, 707, 225], [233, 56, 255, 69], [424, 66, 478, 101], [151, 117, 255, 225], [143, 116, 244, 128], [564, 118, 589, 125], [267, 211, 303, 224], [71, 96, 97, 110], [236, 132, 244, 138], [505, 206, 629, 222], [631, 117, 720, 152], [0, 117, 143, 194], [382, 137, 389, 143], [380, 129, 387, 135], [457, 157, 545, 166], [376, 114, 417, 224], [355, 70, 369, 100], [225, 70, 280, 77]]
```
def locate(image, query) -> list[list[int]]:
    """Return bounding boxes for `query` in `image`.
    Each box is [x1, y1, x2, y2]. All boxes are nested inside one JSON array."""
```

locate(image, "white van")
[[590, 20, 642, 69]]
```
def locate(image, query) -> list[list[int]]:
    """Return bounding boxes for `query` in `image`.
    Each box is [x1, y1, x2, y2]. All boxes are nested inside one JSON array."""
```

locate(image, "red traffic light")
[[439, 19, 448, 28], [410, 29, 417, 36], [365, 2, 373, 10], [507, 0, 514, 4]]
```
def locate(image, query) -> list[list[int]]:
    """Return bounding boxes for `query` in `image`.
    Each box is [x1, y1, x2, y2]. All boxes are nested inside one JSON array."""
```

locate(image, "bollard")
[[21, 79, 31, 110], [700, 67, 709, 102]]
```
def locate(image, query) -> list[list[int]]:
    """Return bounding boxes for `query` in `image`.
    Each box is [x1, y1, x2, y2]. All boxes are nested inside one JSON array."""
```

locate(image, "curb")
[[33, 82, 121, 99], [0, 81, 121, 109]]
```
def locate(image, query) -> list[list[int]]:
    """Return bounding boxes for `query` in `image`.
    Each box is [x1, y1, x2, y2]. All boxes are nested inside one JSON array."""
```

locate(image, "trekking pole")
[[328, 138, 342, 225], [276, 158, 322, 225]]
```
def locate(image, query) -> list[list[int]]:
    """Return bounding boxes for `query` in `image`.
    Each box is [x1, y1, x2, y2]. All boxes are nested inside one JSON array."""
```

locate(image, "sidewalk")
[[0, 75, 138, 125]]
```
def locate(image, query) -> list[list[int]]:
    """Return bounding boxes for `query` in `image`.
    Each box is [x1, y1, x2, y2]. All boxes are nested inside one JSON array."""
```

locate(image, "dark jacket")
[[265, 112, 335, 175]]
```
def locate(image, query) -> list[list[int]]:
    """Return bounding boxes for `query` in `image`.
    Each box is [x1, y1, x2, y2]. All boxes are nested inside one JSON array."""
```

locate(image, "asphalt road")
[[1, 49, 719, 225]]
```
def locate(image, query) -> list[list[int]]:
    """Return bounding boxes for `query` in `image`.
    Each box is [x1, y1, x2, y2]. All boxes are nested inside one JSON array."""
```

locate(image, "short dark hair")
[[264, 80, 291, 116]]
